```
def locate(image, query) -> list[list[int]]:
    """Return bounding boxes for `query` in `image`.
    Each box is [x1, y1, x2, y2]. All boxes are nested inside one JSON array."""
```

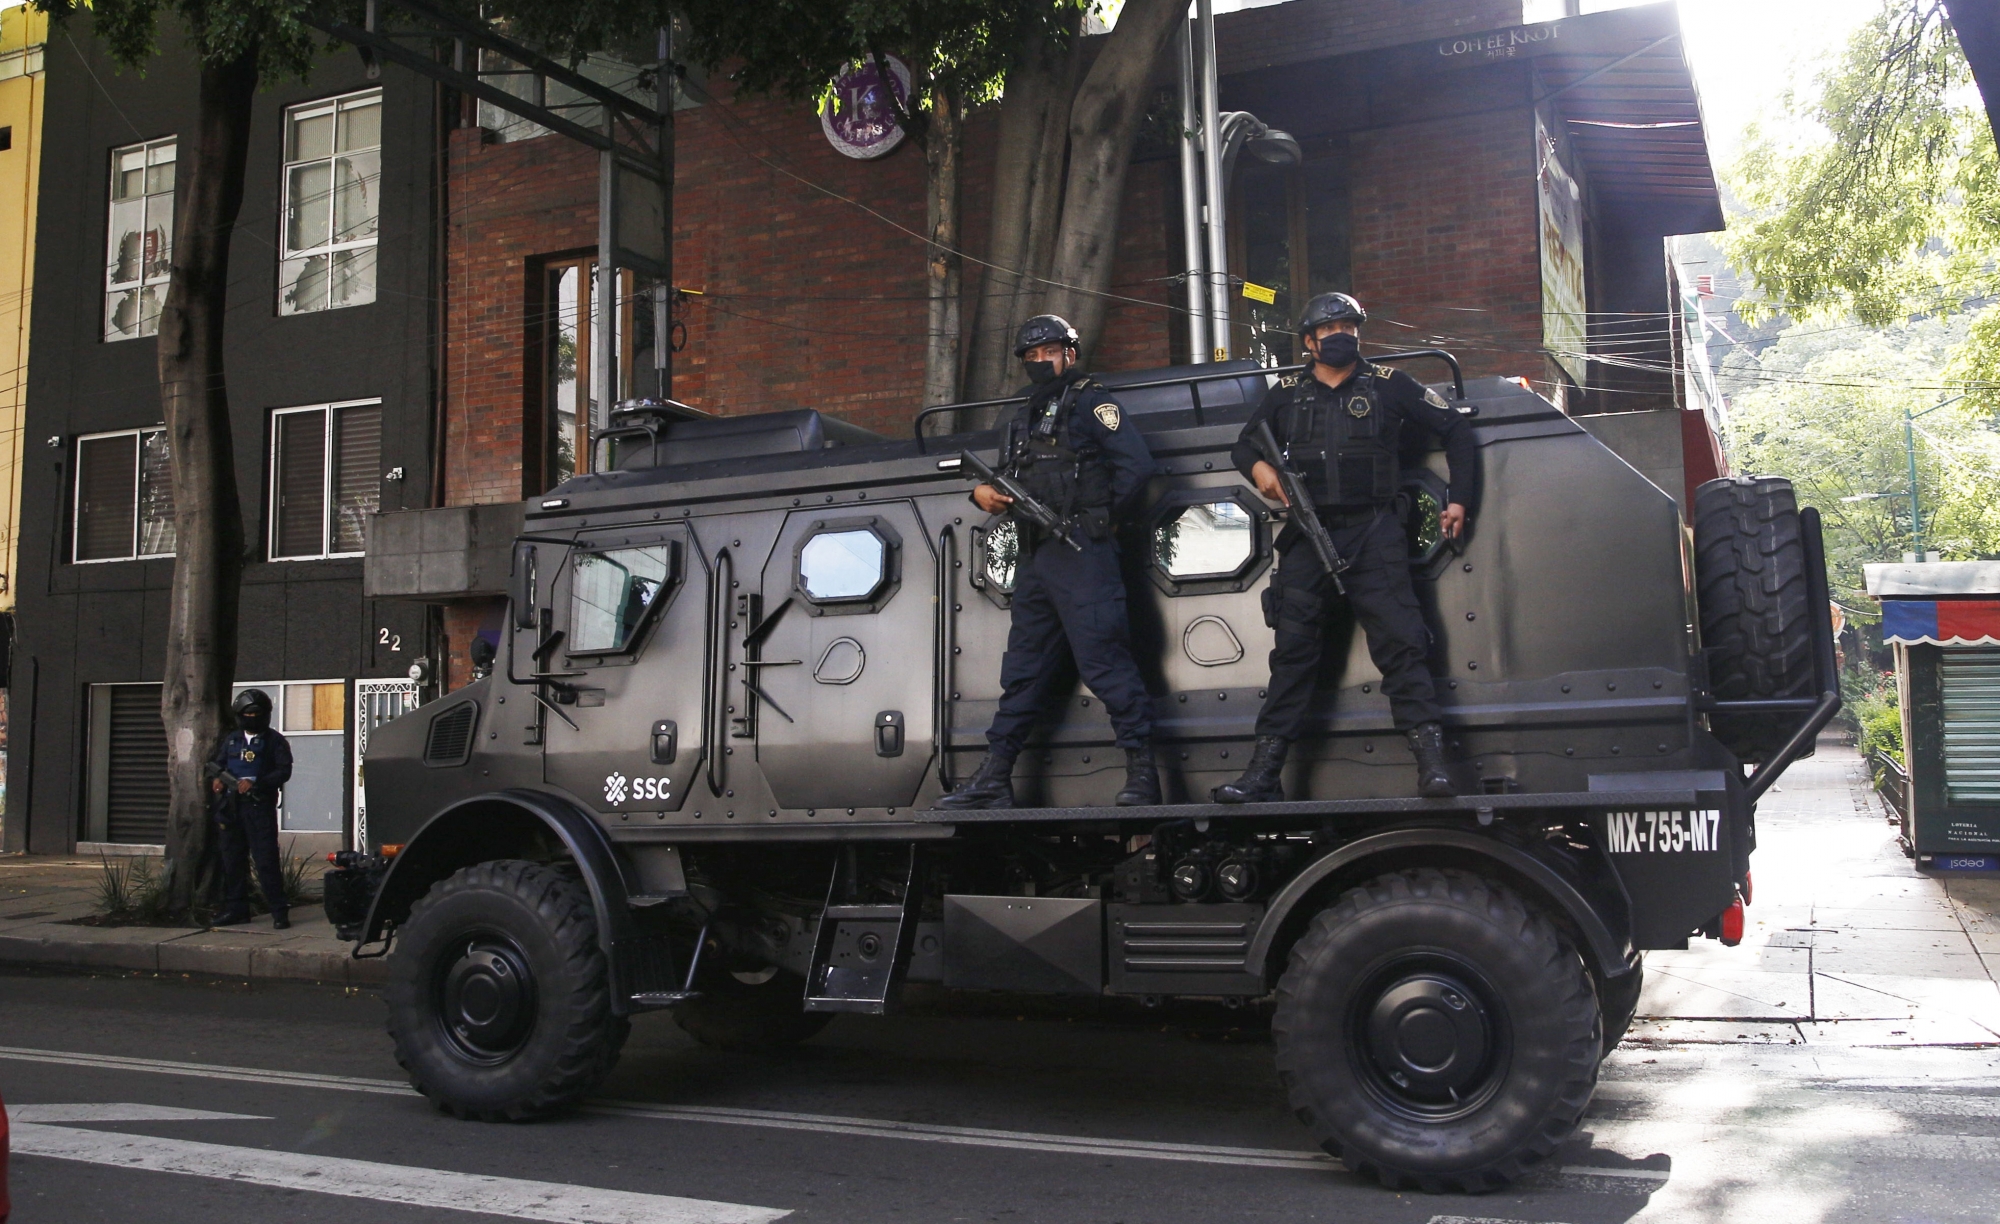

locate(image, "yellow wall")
[[0, 5, 43, 617]]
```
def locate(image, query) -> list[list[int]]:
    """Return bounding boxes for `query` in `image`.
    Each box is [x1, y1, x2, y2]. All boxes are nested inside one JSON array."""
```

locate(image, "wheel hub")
[[1365, 973, 1492, 1102], [437, 936, 536, 1064]]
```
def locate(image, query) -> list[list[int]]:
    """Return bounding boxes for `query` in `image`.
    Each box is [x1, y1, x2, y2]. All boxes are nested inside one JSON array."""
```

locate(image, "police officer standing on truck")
[[206, 689, 294, 927], [936, 315, 1162, 810], [1215, 293, 1478, 803]]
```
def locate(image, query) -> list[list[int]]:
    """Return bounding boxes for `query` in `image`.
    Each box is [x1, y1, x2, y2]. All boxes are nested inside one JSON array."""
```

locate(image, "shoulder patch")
[[1277, 374, 1300, 389], [1093, 401, 1121, 431], [1423, 387, 1450, 410]]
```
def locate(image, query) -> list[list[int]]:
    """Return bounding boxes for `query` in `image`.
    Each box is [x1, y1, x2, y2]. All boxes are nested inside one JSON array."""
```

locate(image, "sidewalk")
[[2, 741, 1995, 1032], [1633, 737, 2000, 1046], [0, 857, 380, 985]]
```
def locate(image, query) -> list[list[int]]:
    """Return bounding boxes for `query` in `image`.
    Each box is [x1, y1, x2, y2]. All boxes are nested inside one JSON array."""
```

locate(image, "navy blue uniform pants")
[[986, 535, 1154, 755], [1255, 508, 1441, 739], [216, 797, 287, 916]]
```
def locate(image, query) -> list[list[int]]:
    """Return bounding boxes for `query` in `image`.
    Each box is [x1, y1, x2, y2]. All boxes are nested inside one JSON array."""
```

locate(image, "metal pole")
[[1906, 405, 1923, 559], [1177, 20, 1209, 365], [596, 139, 617, 467], [1196, 0, 1229, 362], [656, 24, 675, 399]]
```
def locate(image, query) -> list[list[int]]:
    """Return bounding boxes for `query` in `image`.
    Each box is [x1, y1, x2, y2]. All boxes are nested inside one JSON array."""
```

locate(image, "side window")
[[1144, 490, 1270, 596], [1401, 469, 1452, 572], [104, 137, 176, 341], [74, 428, 176, 562], [269, 399, 382, 560], [793, 518, 902, 615], [280, 89, 381, 315], [569, 544, 676, 653]]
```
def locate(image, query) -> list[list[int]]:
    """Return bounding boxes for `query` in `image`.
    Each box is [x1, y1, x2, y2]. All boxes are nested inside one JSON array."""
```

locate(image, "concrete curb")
[[0, 924, 387, 987]]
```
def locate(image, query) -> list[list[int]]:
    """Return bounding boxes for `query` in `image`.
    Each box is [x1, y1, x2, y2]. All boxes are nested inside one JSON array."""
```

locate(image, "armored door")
[[537, 524, 708, 814], [747, 504, 936, 810]]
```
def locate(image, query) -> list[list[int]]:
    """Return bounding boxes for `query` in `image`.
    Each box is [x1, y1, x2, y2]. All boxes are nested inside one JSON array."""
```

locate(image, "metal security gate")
[[1942, 650, 2000, 805], [353, 679, 420, 850], [96, 684, 169, 845]]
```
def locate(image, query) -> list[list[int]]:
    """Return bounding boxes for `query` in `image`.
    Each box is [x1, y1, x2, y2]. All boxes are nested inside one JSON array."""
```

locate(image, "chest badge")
[[239, 748, 257, 762], [1346, 396, 1373, 419], [1093, 402, 1121, 431]]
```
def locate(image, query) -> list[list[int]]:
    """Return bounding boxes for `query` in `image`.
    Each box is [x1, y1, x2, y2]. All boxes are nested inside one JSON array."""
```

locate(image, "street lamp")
[[1903, 391, 1968, 561]]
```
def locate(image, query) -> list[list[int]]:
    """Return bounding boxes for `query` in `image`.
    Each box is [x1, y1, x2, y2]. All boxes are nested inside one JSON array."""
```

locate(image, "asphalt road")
[[5, 966, 2000, 1224]]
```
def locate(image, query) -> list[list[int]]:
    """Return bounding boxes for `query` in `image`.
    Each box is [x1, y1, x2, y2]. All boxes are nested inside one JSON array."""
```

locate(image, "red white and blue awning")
[[1881, 600, 2000, 647]]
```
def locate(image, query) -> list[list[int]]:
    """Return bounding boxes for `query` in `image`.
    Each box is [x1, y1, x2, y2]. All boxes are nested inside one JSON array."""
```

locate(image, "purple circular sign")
[[820, 56, 913, 160]]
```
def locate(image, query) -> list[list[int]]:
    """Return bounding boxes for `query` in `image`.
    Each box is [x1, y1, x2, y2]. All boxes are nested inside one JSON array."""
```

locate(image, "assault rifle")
[[1251, 419, 1350, 594], [957, 450, 1085, 553]]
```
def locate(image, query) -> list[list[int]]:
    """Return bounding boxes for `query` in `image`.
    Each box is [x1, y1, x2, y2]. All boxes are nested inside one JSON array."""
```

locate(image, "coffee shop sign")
[[1437, 23, 1561, 62]]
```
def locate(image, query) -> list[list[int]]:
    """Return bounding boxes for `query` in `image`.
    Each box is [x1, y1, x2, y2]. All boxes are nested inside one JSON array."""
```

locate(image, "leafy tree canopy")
[[1724, 0, 2000, 406], [1725, 317, 2000, 606]]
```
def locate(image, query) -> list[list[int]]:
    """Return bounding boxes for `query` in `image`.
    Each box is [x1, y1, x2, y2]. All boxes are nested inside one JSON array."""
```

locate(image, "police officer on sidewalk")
[[207, 688, 294, 927], [1215, 293, 1478, 803], [936, 314, 1162, 810]]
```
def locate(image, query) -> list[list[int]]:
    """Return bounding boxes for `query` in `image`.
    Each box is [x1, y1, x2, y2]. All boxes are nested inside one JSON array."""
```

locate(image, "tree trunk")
[[1041, 0, 1182, 364], [923, 81, 965, 407], [158, 48, 258, 914], [967, 12, 1083, 403], [1944, 0, 2000, 147]]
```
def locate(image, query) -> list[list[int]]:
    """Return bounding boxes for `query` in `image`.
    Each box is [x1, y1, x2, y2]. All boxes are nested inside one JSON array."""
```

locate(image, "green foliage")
[[675, 0, 1084, 134], [1848, 670, 1905, 765], [94, 854, 175, 924], [1724, 318, 2000, 604], [32, 0, 321, 78], [1724, 0, 2000, 335]]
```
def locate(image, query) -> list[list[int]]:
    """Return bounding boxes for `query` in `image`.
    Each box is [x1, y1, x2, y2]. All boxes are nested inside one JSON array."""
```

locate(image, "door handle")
[[651, 720, 677, 764], [875, 710, 904, 757]]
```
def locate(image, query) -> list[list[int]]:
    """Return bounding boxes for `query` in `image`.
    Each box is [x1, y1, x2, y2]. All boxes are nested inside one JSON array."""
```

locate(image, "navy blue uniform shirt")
[[1003, 373, 1159, 518], [208, 727, 294, 800]]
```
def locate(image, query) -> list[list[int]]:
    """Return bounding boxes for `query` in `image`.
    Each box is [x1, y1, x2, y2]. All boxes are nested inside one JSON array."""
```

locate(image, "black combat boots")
[[1115, 743, 1162, 806], [1213, 736, 1290, 804], [1408, 722, 1457, 798], [935, 751, 1017, 810]]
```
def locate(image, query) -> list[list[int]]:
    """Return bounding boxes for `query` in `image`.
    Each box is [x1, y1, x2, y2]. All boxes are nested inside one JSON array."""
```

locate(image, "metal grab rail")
[[910, 349, 1468, 451]]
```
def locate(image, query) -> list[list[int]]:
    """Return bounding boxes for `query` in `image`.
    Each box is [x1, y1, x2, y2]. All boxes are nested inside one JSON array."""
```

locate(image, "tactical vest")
[[1005, 378, 1113, 526], [1278, 365, 1400, 508]]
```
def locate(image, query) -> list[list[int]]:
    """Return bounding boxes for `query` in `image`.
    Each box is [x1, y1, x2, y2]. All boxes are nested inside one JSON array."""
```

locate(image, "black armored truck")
[[328, 357, 1838, 1192]]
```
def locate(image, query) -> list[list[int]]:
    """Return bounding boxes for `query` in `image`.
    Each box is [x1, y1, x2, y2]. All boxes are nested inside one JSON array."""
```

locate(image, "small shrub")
[[1849, 672, 1904, 766], [93, 853, 172, 923]]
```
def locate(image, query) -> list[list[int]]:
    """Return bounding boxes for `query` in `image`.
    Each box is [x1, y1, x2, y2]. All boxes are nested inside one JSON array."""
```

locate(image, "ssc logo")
[[603, 772, 672, 805]]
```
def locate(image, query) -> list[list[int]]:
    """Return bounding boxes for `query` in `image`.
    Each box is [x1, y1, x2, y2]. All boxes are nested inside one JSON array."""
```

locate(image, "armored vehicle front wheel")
[[386, 860, 630, 1120], [672, 964, 833, 1050], [1272, 868, 1599, 1193]]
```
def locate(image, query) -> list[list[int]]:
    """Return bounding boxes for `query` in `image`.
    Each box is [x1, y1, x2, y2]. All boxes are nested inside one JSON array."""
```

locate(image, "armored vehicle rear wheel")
[[1694, 476, 1815, 762], [672, 965, 833, 1050], [1272, 868, 1599, 1193], [386, 860, 630, 1120]]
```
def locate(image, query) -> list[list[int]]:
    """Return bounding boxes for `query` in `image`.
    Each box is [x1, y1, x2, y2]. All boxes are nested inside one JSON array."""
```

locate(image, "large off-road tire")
[[672, 965, 832, 1051], [1597, 958, 1644, 1057], [1272, 868, 1600, 1193], [386, 860, 630, 1120], [1693, 475, 1816, 762]]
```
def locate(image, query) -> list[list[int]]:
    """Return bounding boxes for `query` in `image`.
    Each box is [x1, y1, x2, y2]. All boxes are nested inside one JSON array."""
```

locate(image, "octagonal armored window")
[[1155, 500, 1255, 579], [982, 520, 1019, 593], [1401, 468, 1454, 573], [800, 529, 886, 601]]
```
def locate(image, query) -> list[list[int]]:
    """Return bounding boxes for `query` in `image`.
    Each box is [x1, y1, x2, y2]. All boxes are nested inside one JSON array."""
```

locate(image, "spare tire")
[[1692, 476, 1816, 762]]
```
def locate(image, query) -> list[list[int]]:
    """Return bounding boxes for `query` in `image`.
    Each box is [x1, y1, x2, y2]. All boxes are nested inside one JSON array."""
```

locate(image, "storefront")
[[1867, 561, 2000, 869]]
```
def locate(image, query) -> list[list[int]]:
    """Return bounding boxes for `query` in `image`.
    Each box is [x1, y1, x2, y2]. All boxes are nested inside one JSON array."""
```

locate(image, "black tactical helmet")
[[1298, 292, 1367, 335], [233, 688, 273, 718], [1013, 314, 1079, 357]]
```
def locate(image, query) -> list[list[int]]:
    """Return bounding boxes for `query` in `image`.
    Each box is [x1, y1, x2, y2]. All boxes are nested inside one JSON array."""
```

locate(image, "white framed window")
[[73, 427, 176, 563], [104, 137, 175, 341], [232, 680, 348, 834], [279, 89, 381, 315], [269, 399, 382, 560]]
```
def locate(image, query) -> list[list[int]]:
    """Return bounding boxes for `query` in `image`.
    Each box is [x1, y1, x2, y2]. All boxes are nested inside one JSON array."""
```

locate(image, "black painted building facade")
[[4, 21, 436, 855]]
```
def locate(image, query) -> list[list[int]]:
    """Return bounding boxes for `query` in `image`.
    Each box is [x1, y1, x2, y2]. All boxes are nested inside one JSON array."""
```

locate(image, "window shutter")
[[274, 409, 328, 557], [106, 684, 170, 844], [75, 435, 137, 561], [1943, 650, 2000, 805], [330, 403, 382, 554]]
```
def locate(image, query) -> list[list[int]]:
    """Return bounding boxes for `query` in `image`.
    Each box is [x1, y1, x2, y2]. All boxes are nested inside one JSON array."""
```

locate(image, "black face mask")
[[238, 714, 266, 734], [1314, 332, 1361, 368], [1025, 359, 1060, 386]]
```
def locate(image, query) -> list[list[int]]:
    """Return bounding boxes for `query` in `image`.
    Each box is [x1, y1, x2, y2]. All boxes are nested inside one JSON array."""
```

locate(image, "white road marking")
[[0, 1044, 410, 1096], [10, 1103, 268, 1123], [11, 1122, 790, 1224], [1430, 1218, 1574, 1224]]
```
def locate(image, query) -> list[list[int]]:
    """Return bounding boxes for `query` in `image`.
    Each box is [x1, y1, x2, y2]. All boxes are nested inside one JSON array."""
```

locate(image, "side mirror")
[[469, 637, 496, 671], [510, 542, 538, 630]]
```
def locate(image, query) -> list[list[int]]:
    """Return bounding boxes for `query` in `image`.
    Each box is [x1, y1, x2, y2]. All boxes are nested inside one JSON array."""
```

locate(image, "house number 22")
[[378, 627, 403, 651]]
